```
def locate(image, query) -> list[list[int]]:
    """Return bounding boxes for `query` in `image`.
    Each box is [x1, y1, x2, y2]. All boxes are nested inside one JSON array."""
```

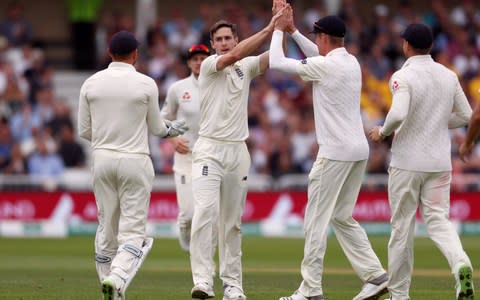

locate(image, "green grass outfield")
[[0, 236, 479, 299]]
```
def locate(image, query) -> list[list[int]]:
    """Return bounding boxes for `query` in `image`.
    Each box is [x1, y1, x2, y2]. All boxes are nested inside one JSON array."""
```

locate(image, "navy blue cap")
[[401, 23, 433, 49], [310, 15, 346, 38], [109, 30, 140, 55]]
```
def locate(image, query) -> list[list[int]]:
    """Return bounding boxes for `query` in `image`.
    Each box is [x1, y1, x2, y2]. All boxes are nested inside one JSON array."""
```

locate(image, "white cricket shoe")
[[101, 278, 121, 300], [279, 290, 324, 300], [353, 273, 389, 300], [223, 286, 246, 300], [178, 226, 190, 252], [191, 282, 215, 299], [454, 263, 475, 300]]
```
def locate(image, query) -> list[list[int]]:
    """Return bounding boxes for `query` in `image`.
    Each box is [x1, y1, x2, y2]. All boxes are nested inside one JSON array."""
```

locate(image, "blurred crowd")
[[0, 0, 480, 181]]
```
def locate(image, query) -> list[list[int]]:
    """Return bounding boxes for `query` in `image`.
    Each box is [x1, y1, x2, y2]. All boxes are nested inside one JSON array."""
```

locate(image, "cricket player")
[[459, 98, 480, 162], [78, 30, 188, 300], [189, 3, 285, 300], [269, 8, 388, 300], [160, 44, 217, 253], [369, 23, 474, 300]]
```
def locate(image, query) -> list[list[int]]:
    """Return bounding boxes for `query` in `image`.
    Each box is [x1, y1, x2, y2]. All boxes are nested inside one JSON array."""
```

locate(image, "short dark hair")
[[410, 46, 431, 55], [110, 52, 134, 61], [209, 20, 237, 40]]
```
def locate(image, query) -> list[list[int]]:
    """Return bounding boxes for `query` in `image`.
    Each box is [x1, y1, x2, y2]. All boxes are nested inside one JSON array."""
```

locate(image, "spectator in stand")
[[58, 123, 85, 168], [0, 116, 13, 171], [0, 60, 26, 115], [46, 100, 73, 138], [3, 142, 26, 174], [9, 102, 40, 142], [27, 133, 64, 179], [0, 1, 32, 47]]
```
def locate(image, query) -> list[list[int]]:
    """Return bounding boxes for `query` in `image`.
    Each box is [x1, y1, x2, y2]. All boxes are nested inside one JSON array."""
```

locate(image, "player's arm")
[[282, 4, 319, 58], [160, 84, 178, 121], [216, 8, 284, 71], [459, 103, 480, 162], [369, 76, 410, 142], [448, 80, 472, 129], [146, 80, 169, 137], [290, 30, 320, 57], [269, 29, 297, 74], [160, 85, 189, 154], [380, 91, 410, 136], [77, 82, 92, 141], [269, 17, 300, 75]]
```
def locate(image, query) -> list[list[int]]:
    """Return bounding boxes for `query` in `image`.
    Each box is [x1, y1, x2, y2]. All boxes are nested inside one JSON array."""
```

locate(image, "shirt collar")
[[108, 62, 136, 71], [402, 55, 433, 68], [190, 73, 199, 86]]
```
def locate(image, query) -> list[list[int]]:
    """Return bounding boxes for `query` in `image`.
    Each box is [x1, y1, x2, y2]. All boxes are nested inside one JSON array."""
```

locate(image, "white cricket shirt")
[[198, 54, 262, 142], [384, 55, 472, 172], [78, 62, 168, 155], [297, 53, 369, 162], [161, 73, 200, 173]]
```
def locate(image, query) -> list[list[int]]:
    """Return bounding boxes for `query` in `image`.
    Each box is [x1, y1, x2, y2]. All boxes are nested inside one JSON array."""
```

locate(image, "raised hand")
[[272, 0, 287, 15], [267, 5, 287, 31], [285, 4, 296, 34], [275, 5, 293, 31]]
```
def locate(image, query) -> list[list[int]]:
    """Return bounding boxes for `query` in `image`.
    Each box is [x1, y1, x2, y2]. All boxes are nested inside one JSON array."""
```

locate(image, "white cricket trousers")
[[190, 137, 250, 290], [387, 168, 472, 300], [93, 149, 154, 282], [173, 152, 195, 229], [298, 158, 386, 297]]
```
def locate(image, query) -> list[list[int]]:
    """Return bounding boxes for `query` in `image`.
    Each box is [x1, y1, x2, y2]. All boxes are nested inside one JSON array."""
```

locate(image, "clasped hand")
[[164, 119, 188, 138]]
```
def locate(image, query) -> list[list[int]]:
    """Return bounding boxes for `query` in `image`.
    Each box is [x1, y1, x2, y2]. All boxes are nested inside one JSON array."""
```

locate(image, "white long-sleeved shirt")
[[161, 73, 200, 173], [382, 55, 472, 172], [198, 54, 261, 142], [78, 62, 167, 155], [270, 30, 369, 161]]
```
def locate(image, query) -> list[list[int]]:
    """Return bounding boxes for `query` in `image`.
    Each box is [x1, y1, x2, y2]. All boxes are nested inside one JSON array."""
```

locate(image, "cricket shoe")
[[454, 263, 474, 300], [102, 278, 121, 300], [223, 286, 246, 300], [279, 290, 324, 300], [353, 273, 389, 300], [191, 282, 215, 299]]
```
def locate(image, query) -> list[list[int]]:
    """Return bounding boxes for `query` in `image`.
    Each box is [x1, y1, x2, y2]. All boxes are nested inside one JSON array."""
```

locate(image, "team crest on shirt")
[[301, 59, 307, 64], [392, 80, 399, 91], [182, 91, 191, 101]]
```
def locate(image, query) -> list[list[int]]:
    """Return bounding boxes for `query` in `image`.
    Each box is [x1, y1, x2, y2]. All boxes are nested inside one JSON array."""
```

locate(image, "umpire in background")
[[78, 30, 187, 300], [369, 23, 474, 300]]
